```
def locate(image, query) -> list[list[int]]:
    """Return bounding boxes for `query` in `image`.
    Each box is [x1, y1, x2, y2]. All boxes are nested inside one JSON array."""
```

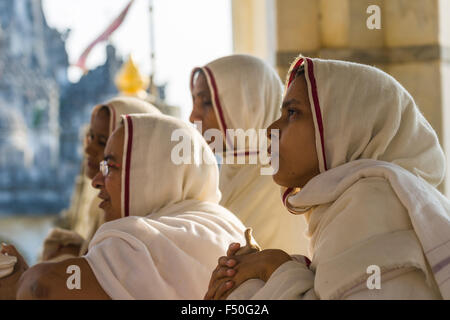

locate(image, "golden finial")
[[115, 55, 149, 98]]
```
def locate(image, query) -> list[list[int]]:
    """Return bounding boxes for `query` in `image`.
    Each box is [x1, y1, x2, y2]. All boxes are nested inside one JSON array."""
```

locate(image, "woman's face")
[[85, 107, 110, 179], [267, 74, 320, 188], [91, 126, 124, 222], [189, 71, 220, 135]]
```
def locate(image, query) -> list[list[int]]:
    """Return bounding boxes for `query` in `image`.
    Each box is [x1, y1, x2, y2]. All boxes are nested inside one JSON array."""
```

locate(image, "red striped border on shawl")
[[305, 58, 328, 171], [287, 58, 304, 88], [203, 66, 232, 146], [283, 187, 293, 206], [124, 115, 133, 217]]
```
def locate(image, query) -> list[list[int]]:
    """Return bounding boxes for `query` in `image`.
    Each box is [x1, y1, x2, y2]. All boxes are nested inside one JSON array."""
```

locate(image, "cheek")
[[205, 105, 218, 120], [106, 174, 122, 201], [279, 122, 318, 171]]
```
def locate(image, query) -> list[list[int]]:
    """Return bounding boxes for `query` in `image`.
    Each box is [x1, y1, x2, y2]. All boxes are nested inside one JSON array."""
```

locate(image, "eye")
[[98, 140, 107, 147], [287, 108, 298, 119], [202, 101, 212, 108]]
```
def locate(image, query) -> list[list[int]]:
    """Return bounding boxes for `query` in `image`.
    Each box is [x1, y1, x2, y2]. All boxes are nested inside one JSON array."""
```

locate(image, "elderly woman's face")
[[92, 126, 124, 222], [189, 71, 220, 134], [85, 107, 110, 179], [267, 74, 320, 188]]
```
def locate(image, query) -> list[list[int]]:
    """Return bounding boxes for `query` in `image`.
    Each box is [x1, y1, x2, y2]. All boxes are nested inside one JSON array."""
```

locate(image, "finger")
[[205, 277, 231, 300], [208, 266, 235, 289], [214, 280, 234, 300], [209, 256, 231, 285], [217, 256, 229, 267], [225, 258, 238, 268], [227, 243, 241, 256]]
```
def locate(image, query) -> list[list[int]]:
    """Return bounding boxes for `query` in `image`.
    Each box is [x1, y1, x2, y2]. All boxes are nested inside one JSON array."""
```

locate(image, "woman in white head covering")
[[190, 54, 309, 256], [205, 55, 449, 300], [41, 97, 161, 262], [4, 113, 247, 299]]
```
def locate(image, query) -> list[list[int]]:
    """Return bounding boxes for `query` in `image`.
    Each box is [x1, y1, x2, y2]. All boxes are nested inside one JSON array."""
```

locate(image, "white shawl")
[[190, 54, 309, 255], [230, 56, 450, 299], [85, 114, 247, 299]]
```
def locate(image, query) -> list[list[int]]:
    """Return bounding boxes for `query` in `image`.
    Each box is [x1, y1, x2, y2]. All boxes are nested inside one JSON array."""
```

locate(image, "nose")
[[266, 119, 280, 140], [189, 104, 203, 124], [91, 170, 104, 189]]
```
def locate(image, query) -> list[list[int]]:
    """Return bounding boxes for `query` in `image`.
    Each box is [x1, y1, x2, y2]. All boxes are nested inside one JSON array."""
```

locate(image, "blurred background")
[[0, 0, 449, 264]]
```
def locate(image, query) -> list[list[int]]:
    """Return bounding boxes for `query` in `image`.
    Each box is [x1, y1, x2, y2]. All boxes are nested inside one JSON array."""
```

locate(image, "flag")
[[74, 0, 135, 72]]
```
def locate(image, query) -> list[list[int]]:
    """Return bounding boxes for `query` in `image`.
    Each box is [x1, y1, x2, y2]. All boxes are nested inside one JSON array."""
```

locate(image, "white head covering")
[[281, 56, 450, 299], [78, 97, 161, 244], [92, 96, 162, 135], [190, 54, 309, 254], [85, 114, 247, 299]]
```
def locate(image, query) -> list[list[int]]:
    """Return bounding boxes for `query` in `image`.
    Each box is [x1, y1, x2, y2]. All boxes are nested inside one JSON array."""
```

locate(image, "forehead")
[[91, 107, 110, 134], [105, 126, 125, 162], [192, 71, 210, 93], [284, 74, 309, 101]]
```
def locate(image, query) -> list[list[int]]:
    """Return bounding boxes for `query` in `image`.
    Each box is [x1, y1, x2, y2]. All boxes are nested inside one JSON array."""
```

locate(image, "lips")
[[97, 191, 110, 209]]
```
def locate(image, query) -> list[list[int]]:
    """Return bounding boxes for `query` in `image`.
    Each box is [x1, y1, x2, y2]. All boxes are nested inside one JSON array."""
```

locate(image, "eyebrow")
[[281, 99, 302, 109], [193, 91, 211, 98]]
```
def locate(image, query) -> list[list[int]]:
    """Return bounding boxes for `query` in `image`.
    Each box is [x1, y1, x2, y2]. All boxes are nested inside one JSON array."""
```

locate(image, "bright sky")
[[42, 0, 233, 120]]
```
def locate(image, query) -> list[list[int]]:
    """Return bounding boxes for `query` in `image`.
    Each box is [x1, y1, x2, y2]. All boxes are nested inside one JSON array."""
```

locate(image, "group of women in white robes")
[[0, 53, 448, 300]]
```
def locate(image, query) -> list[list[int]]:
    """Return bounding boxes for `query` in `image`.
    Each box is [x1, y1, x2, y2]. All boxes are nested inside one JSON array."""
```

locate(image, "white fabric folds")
[[85, 114, 247, 299]]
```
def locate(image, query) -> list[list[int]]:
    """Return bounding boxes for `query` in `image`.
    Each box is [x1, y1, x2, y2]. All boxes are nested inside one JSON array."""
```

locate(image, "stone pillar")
[[275, 0, 321, 77], [382, 0, 448, 194], [231, 0, 277, 66]]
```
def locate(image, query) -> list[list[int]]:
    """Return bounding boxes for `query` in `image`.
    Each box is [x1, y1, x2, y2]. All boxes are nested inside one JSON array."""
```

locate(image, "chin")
[[272, 172, 289, 188], [272, 171, 304, 188]]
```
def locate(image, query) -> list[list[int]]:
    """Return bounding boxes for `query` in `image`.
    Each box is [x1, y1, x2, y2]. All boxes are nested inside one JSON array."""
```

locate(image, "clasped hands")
[[204, 241, 292, 300]]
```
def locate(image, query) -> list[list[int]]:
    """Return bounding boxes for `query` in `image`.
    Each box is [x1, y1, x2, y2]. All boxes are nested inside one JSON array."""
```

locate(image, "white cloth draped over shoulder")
[[85, 114, 247, 299], [190, 54, 309, 255], [41, 97, 161, 261], [229, 56, 449, 300]]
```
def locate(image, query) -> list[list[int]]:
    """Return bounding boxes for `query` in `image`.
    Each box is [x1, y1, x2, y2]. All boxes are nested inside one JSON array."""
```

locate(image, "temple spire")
[[114, 55, 149, 98]]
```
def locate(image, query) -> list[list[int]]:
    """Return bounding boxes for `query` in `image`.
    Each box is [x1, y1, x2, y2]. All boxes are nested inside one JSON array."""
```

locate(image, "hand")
[[0, 244, 29, 300], [204, 243, 292, 300]]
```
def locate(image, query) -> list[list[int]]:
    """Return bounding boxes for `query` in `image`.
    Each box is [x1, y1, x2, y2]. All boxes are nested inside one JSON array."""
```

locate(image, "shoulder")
[[332, 176, 413, 232], [311, 177, 432, 299]]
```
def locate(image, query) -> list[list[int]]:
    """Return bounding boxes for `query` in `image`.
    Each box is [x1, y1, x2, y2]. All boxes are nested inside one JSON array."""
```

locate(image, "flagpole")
[[149, 0, 156, 96]]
